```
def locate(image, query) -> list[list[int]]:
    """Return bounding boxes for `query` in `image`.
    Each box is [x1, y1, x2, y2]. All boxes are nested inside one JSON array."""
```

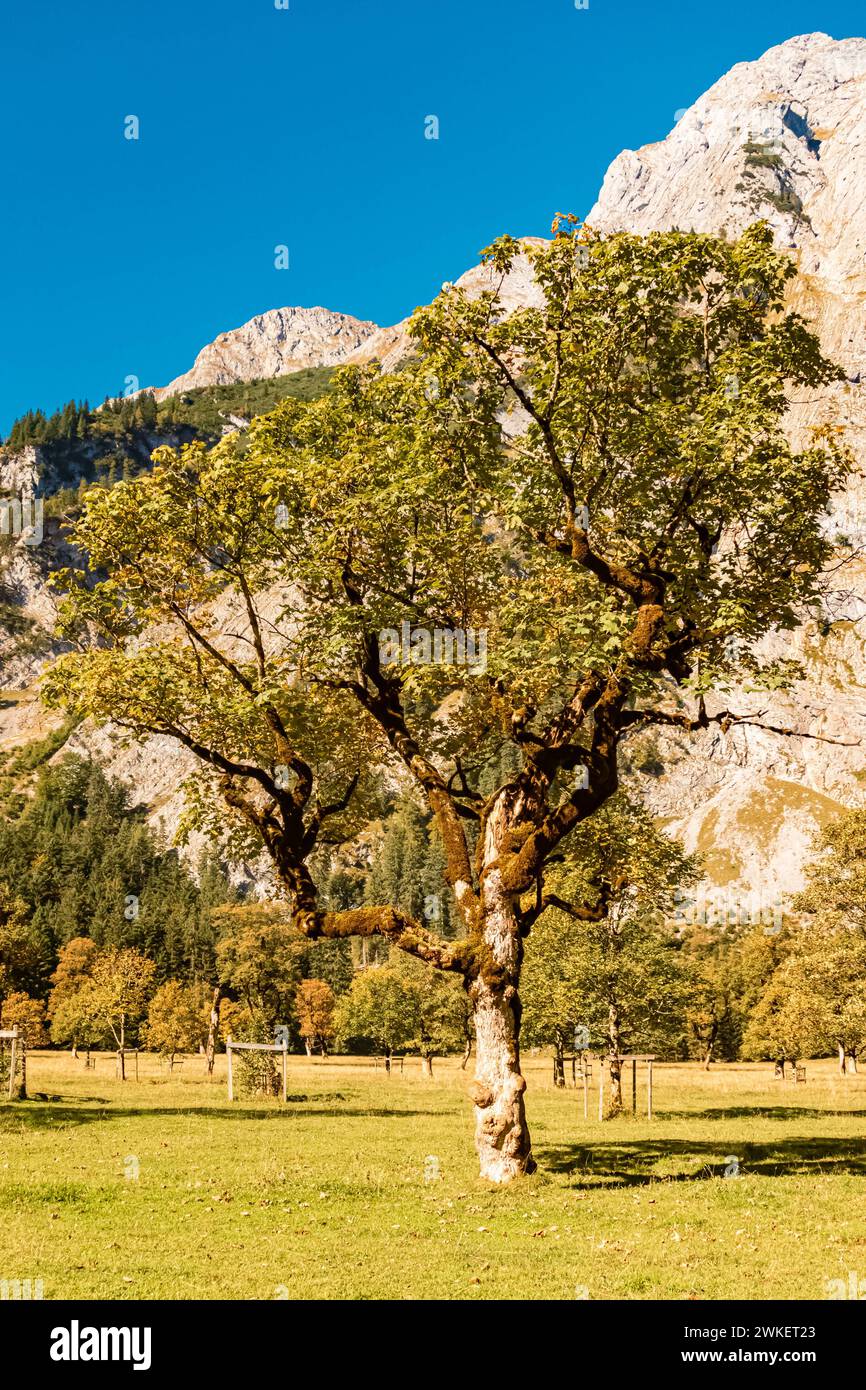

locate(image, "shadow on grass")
[[661, 1105, 866, 1121], [0, 1100, 445, 1131], [538, 1135, 866, 1185]]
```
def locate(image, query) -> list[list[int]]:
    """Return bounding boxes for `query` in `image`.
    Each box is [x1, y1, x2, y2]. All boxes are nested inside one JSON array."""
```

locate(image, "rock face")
[[585, 31, 866, 909], [155, 305, 381, 398], [3, 31, 866, 909]]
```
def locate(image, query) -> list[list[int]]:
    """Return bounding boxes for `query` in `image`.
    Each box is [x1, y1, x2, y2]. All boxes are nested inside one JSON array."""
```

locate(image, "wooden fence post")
[[598, 1058, 604, 1121], [227, 1038, 234, 1102], [647, 1058, 653, 1121], [632, 1058, 637, 1114], [8, 1030, 17, 1100], [281, 1044, 287, 1104]]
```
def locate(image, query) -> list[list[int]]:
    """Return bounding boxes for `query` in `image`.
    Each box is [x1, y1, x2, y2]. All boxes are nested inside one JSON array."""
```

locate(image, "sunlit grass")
[[1, 1052, 864, 1300]]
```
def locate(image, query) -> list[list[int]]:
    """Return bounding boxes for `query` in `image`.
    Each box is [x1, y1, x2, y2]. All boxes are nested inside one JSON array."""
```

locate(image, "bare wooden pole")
[[647, 1059, 653, 1121], [598, 1058, 604, 1121], [281, 1045, 287, 1104], [582, 1065, 588, 1119], [227, 1037, 234, 1102], [632, 1057, 637, 1114]]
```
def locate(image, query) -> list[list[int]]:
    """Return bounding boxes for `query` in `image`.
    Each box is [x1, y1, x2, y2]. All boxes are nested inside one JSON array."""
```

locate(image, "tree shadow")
[[0, 1099, 443, 1131], [538, 1135, 866, 1185], [661, 1105, 866, 1121]]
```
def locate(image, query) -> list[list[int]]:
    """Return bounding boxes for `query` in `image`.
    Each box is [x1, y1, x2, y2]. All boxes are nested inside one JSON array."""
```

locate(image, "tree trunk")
[[849, 1050, 858, 1075], [467, 794, 534, 1184], [608, 1054, 623, 1114], [205, 987, 221, 1076], [838, 1042, 847, 1075], [460, 1037, 472, 1070], [304, 1039, 312, 1057], [117, 1049, 126, 1081], [384, 1048, 392, 1076], [553, 1030, 566, 1088], [420, 1054, 434, 1078], [607, 1002, 623, 1115], [774, 1058, 785, 1079], [703, 1046, 713, 1071]]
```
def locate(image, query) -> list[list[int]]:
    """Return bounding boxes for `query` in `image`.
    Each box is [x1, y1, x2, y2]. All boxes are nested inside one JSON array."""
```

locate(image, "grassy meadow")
[[2, 1051, 865, 1301]]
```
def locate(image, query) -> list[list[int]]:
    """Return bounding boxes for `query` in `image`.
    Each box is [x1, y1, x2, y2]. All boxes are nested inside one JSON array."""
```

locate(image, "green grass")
[[2, 1054, 865, 1300]]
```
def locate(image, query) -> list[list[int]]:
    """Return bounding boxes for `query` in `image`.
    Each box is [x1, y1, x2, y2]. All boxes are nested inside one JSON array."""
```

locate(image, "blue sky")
[[1, 0, 862, 434]]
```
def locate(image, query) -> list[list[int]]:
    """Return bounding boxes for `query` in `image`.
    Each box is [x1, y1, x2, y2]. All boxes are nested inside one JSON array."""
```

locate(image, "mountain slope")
[[585, 31, 866, 910]]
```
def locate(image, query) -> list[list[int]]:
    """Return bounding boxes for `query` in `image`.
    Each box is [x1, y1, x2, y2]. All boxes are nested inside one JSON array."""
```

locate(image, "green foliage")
[[521, 794, 697, 1060], [0, 757, 233, 994], [743, 809, 866, 1064], [46, 224, 851, 863], [335, 949, 468, 1061], [743, 142, 784, 169], [213, 903, 303, 1031], [153, 367, 334, 435], [144, 979, 210, 1060], [0, 886, 45, 1002], [363, 794, 459, 945], [295, 978, 336, 1054], [3, 370, 333, 456], [50, 946, 156, 1052], [0, 990, 49, 1044]]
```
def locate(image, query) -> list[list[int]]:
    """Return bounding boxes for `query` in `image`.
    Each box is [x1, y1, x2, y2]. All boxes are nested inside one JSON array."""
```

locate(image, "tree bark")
[[838, 1042, 847, 1075], [553, 1030, 566, 1088], [608, 1054, 623, 1114], [607, 1000, 623, 1115], [467, 795, 534, 1184], [420, 1054, 434, 1079], [205, 987, 222, 1076], [460, 1037, 472, 1070], [849, 1050, 858, 1075]]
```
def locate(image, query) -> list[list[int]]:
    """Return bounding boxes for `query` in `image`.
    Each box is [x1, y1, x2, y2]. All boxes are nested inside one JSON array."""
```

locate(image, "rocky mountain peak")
[[588, 33, 866, 301], [155, 304, 381, 399]]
